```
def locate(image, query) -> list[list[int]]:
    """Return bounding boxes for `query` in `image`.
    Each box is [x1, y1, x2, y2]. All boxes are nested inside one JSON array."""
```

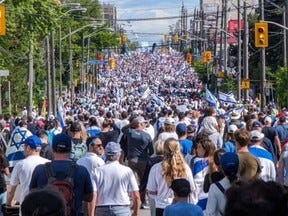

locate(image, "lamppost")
[[81, 27, 113, 93], [58, 7, 87, 97], [59, 23, 101, 104]]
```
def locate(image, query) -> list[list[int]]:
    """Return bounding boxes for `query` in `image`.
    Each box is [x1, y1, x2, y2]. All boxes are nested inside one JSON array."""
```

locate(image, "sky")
[[100, 0, 200, 45]]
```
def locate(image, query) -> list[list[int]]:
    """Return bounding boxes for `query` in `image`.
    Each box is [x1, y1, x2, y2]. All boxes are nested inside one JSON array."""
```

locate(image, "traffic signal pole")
[[260, 0, 266, 110]]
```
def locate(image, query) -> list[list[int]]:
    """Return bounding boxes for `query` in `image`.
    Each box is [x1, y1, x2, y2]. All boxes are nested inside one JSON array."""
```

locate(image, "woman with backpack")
[[204, 152, 239, 216]]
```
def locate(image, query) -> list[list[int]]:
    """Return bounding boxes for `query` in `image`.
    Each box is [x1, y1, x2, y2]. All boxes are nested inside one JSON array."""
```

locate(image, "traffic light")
[[0, 6, 6, 36], [121, 34, 127, 43], [255, 22, 268, 48], [205, 51, 212, 62], [164, 34, 168, 42], [109, 58, 116, 70], [173, 35, 179, 43], [186, 53, 192, 64]]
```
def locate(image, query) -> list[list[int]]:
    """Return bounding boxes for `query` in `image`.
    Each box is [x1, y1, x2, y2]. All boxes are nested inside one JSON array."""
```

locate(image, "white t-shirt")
[[157, 132, 178, 142], [93, 160, 139, 206], [146, 162, 198, 209], [77, 152, 105, 191], [10, 155, 50, 203]]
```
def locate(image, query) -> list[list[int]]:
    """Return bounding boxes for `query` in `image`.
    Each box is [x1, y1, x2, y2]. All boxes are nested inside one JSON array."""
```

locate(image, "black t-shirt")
[[0, 156, 9, 191]]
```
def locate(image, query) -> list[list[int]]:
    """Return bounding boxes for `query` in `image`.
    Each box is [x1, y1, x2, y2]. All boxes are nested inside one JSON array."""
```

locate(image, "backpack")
[[45, 162, 76, 216]]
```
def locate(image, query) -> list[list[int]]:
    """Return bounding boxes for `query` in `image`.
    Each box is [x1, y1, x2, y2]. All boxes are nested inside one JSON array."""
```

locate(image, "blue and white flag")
[[57, 97, 66, 128], [223, 106, 245, 121], [206, 88, 219, 109], [142, 87, 152, 99], [150, 94, 165, 107], [218, 91, 237, 104], [6, 127, 33, 168]]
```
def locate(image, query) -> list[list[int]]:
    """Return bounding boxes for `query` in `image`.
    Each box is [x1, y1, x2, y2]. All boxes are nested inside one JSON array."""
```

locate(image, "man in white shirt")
[[94, 142, 141, 216], [248, 130, 276, 181], [7, 135, 50, 206], [77, 136, 105, 216]]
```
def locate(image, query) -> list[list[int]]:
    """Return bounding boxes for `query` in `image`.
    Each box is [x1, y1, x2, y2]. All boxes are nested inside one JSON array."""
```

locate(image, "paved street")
[[140, 208, 151, 216]]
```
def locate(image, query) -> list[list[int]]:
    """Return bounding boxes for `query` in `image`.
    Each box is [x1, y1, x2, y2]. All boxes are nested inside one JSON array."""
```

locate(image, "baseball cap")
[[250, 130, 265, 141], [25, 135, 42, 149], [176, 123, 187, 133], [105, 142, 122, 155], [228, 124, 238, 133], [135, 116, 148, 124], [170, 178, 191, 197], [70, 121, 82, 132], [164, 117, 175, 125], [278, 111, 286, 118], [220, 152, 239, 174], [264, 116, 272, 124], [252, 121, 263, 129], [52, 134, 72, 152]]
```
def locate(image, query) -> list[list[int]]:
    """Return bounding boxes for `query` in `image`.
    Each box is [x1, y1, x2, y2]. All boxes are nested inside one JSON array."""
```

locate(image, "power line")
[[117, 14, 194, 22]]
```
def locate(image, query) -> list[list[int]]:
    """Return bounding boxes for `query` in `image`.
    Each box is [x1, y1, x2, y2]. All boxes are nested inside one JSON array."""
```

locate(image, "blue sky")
[[100, 0, 200, 44]]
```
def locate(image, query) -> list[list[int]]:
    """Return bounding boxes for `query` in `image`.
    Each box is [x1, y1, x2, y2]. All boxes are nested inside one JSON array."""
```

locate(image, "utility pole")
[[213, 6, 219, 59], [283, 5, 287, 67], [81, 33, 85, 93], [260, 0, 266, 110], [237, 0, 242, 101], [51, 31, 56, 116], [28, 40, 33, 117], [69, 26, 74, 104], [59, 26, 63, 96], [86, 37, 90, 93], [243, 2, 249, 101], [46, 36, 52, 116], [219, 0, 224, 72], [223, 0, 228, 75]]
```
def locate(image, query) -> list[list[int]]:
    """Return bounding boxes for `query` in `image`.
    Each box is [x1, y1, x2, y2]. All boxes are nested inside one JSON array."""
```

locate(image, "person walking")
[[94, 141, 141, 216], [163, 178, 203, 216], [125, 116, 154, 207], [204, 152, 239, 216], [29, 133, 93, 216], [6, 135, 49, 207], [147, 138, 198, 216], [77, 136, 105, 216]]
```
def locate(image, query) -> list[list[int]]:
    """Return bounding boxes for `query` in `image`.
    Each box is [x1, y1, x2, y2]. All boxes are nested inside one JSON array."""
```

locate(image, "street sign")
[[0, 69, 9, 76], [241, 79, 250, 89], [217, 71, 225, 78]]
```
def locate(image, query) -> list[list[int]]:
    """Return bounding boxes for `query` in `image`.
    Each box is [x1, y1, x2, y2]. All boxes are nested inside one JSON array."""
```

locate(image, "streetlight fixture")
[[81, 27, 113, 93], [60, 23, 103, 104], [58, 6, 87, 97]]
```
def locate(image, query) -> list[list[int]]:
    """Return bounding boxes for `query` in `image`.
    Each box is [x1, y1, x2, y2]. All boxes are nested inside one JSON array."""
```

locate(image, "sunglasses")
[[95, 144, 103, 147]]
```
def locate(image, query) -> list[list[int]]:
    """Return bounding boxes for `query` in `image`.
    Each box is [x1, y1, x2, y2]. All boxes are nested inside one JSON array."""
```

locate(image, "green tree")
[[0, 0, 61, 114], [275, 67, 288, 107]]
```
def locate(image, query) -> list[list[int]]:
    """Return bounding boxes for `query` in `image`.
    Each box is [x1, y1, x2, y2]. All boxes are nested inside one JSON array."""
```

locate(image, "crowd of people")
[[0, 49, 287, 216]]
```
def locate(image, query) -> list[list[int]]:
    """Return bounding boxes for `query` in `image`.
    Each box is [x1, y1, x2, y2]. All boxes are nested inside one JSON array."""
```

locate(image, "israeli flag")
[[142, 87, 151, 99], [218, 91, 237, 104], [57, 97, 66, 128], [224, 106, 245, 121], [205, 88, 219, 109], [150, 94, 165, 107]]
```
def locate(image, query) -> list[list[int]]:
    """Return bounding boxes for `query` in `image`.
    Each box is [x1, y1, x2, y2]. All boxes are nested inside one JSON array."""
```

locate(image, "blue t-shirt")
[[179, 139, 193, 156], [164, 202, 203, 216], [30, 160, 93, 216], [223, 140, 237, 153]]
